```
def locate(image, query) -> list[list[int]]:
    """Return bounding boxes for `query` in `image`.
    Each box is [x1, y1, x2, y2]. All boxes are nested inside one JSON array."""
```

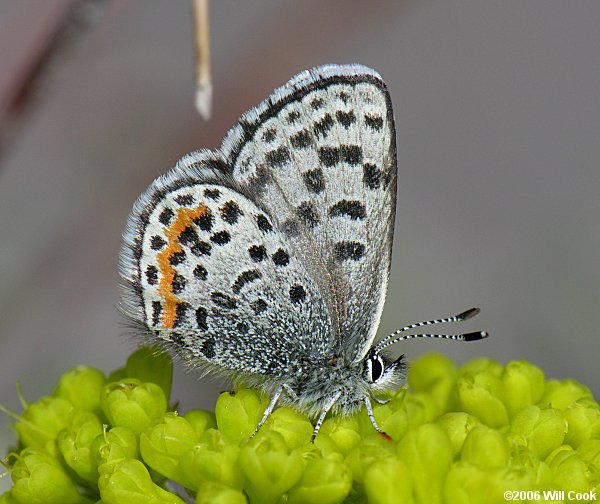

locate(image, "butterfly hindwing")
[[120, 158, 332, 377]]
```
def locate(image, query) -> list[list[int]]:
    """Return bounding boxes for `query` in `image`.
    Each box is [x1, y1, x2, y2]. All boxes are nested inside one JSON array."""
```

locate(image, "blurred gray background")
[[1, 0, 599, 487]]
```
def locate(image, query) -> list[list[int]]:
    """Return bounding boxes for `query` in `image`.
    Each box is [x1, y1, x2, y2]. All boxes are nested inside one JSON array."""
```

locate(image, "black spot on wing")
[[262, 128, 276, 142], [193, 264, 208, 280], [363, 163, 383, 190], [313, 114, 334, 139], [266, 146, 290, 168], [159, 208, 174, 226], [203, 189, 221, 200], [175, 194, 195, 206], [251, 298, 268, 314], [210, 230, 231, 245], [256, 214, 273, 233], [289, 284, 307, 304], [341, 145, 363, 165], [297, 202, 320, 228], [336, 110, 356, 128], [364, 114, 384, 131], [232, 269, 261, 294], [310, 97, 325, 110], [191, 241, 211, 256], [170, 332, 184, 346], [151, 301, 161, 326], [169, 251, 186, 266], [171, 273, 187, 294], [220, 201, 243, 224], [150, 236, 166, 250], [286, 110, 301, 124], [196, 306, 208, 330], [248, 245, 267, 262], [290, 129, 312, 149], [272, 248, 290, 266], [179, 226, 199, 246], [337, 90, 350, 104], [334, 241, 366, 261], [201, 338, 215, 358], [194, 211, 214, 232], [329, 200, 366, 220], [302, 168, 325, 194], [146, 266, 158, 285], [211, 292, 237, 309], [318, 145, 363, 167], [174, 302, 190, 328]]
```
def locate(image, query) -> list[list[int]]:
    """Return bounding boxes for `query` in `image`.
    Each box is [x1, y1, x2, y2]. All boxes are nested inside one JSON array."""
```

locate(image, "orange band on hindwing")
[[156, 204, 208, 328]]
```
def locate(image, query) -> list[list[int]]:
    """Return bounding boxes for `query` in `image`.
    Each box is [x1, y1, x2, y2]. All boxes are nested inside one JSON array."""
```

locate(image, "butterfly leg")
[[282, 383, 298, 400], [249, 384, 284, 440], [364, 396, 388, 436], [311, 390, 342, 442]]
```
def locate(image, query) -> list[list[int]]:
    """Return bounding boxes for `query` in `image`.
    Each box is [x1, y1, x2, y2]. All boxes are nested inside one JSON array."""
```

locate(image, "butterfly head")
[[363, 350, 406, 392]]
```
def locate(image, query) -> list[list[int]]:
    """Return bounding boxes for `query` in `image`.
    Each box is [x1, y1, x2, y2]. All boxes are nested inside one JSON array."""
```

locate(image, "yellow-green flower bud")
[[97, 458, 185, 504], [140, 412, 198, 485], [15, 396, 73, 453], [57, 410, 103, 484], [396, 423, 452, 504], [238, 435, 303, 504], [461, 425, 509, 469], [101, 379, 167, 436], [288, 457, 352, 504], [194, 482, 247, 504], [0, 491, 19, 504], [125, 346, 173, 403], [456, 370, 509, 428], [576, 439, 600, 473], [10, 448, 91, 504], [511, 405, 567, 460], [183, 409, 216, 438], [409, 353, 457, 415], [436, 412, 481, 455], [363, 457, 412, 504], [318, 414, 361, 456], [345, 436, 396, 485], [178, 429, 243, 491], [542, 380, 593, 411], [91, 426, 139, 469], [214, 388, 266, 444], [265, 406, 313, 449], [53, 366, 105, 414], [545, 446, 592, 493], [444, 463, 537, 504], [500, 361, 545, 419], [564, 398, 600, 448]]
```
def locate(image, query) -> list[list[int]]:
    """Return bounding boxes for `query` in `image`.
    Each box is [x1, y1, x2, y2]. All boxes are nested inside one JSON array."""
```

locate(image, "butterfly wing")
[[119, 153, 333, 378], [221, 64, 397, 363]]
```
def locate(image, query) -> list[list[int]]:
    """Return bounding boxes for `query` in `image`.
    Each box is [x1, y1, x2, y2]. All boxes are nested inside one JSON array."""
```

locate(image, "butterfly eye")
[[366, 354, 385, 383]]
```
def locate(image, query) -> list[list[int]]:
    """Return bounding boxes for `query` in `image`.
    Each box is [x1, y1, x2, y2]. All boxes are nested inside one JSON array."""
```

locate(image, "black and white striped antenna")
[[373, 307, 488, 354]]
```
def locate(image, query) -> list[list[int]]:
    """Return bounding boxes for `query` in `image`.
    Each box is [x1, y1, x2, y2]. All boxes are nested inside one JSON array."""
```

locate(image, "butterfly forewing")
[[222, 65, 397, 363]]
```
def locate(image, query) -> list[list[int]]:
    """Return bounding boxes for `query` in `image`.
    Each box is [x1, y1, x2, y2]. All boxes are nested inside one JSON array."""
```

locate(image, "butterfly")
[[119, 64, 487, 441]]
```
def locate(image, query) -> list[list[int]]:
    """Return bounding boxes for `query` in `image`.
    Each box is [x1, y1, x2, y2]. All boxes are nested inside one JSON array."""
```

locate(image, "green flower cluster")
[[1, 349, 599, 504]]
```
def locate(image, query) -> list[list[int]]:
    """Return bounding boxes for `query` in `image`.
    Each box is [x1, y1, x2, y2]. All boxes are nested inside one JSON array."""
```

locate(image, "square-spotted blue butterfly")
[[119, 64, 487, 441]]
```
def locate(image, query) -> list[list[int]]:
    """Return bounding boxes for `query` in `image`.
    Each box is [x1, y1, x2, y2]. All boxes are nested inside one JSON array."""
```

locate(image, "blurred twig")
[[192, 0, 212, 120]]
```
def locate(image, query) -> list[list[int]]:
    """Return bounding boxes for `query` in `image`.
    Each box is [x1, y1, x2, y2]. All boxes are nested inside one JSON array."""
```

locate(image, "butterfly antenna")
[[373, 307, 487, 354]]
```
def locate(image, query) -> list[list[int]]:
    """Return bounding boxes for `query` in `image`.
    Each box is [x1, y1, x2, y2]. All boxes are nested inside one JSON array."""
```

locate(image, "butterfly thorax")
[[277, 358, 372, 417]]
